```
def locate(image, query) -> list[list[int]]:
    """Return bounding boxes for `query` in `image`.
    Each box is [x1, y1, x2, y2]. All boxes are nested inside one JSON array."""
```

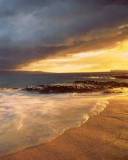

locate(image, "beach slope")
[[1, 96, 128, 160]]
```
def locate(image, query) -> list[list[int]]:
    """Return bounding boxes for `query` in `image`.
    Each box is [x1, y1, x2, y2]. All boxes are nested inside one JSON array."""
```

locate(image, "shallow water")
[[0, 89, 112, 156]]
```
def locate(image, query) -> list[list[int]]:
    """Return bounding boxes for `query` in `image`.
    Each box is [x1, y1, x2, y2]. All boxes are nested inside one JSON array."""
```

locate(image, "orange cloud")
[[18, 39, 128, 73]]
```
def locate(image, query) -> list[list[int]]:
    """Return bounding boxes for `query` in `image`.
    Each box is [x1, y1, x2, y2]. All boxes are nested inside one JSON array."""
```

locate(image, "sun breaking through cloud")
[[0, 0, 128, 72], [19, 39, 128, 73]]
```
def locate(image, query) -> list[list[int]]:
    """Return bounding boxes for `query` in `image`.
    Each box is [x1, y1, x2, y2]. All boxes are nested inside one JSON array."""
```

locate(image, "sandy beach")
[[1, 0, 128, 159], [0, 96, 128, 160]]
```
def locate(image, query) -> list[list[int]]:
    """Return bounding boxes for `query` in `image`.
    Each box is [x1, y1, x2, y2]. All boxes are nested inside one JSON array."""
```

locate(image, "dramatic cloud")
[[0, 0, 128, 70]]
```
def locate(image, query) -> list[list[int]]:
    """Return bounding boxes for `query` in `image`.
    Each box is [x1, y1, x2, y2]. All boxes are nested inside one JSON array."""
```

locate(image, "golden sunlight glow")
[[18, 39, 128, 73]]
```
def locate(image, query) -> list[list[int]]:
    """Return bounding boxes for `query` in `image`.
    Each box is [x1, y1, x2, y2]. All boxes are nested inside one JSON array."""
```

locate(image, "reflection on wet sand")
[[0, 89, 111, 156]]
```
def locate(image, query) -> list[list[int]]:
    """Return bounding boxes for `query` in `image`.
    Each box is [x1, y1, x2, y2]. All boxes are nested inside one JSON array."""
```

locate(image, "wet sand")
[[0, 96, 128, 160]]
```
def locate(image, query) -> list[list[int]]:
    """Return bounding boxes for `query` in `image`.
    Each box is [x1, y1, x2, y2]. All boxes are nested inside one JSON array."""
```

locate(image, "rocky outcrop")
[[24, 80, 128, 94]]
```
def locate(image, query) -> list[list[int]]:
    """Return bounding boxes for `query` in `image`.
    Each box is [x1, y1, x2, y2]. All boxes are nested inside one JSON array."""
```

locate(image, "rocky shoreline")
[[24, 80, 128, 94]]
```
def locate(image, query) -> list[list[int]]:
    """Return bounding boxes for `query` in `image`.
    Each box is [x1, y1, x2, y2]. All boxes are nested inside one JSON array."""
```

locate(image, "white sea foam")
[[0, 89, 111, 156]]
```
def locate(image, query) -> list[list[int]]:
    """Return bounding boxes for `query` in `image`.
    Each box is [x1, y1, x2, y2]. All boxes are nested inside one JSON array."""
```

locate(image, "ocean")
[[0, 71, 127, 156], [0, 72, 91, 88], [0, 71, 114, 88]]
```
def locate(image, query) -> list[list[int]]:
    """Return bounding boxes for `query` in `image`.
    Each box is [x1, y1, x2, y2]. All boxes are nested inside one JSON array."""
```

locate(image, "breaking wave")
[[0, 88, 112, 156]]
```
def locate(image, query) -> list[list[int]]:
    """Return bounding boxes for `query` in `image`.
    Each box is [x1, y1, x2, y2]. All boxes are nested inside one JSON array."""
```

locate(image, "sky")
[[0, 0, 128, 72]]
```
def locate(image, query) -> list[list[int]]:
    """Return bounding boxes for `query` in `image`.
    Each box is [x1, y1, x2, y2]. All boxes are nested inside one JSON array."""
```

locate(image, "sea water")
[[0, 72, 127, 156], [0, 88, 110, 156]]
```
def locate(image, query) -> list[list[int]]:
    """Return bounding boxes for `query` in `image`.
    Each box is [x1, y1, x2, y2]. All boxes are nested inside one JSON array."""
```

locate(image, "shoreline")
[[0, 96, 128, 160]]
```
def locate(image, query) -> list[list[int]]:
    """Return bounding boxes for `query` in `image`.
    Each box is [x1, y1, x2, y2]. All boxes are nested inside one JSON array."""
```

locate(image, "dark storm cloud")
[[0, 0, 128, 70]]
